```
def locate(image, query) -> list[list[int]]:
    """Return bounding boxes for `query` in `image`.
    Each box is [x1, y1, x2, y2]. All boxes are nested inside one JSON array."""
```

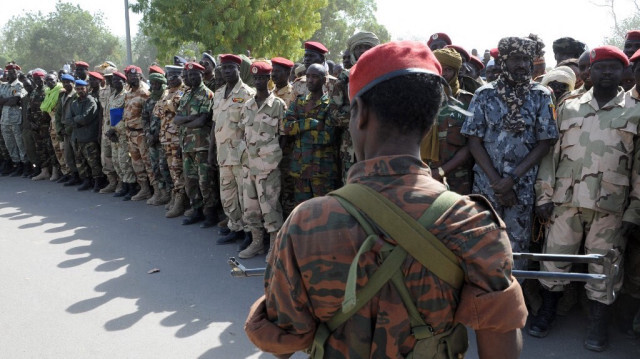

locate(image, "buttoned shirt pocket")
[[596, 171, 630, 213], [610, 117, 637, 155], [552, 166, 573, 204]]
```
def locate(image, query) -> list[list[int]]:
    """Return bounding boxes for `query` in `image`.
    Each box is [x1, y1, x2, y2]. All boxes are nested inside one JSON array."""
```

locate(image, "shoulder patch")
[[232, 97, 245, 103]]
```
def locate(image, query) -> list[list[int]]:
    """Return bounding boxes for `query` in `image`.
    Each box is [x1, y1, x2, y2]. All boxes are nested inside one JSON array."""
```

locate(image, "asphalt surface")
[[1, 176, 639, 358]]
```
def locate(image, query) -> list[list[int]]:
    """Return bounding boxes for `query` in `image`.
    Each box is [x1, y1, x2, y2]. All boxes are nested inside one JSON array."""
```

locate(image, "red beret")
[[220, 54, 242, 65], [445, 45, 470, 62], [184, 62, 205, 72], [304, 41, 329, 55], [629, 48, 640, 63], [112, 71, 127, 81], [88, 71, 104, 81], [627, 30, 640, 41], [5, 64, 21, 71], [124, 65, 142, 75], [490, 48, 499, 59], [349, 41, 442, 103], [75, 61, 89, 69], [590, 45, 630, 66], [469, 55, 485, 70], [32, 70, 46, 78], [149, 65, 165, 75], [271, 57, 294, 69], [250, 61, 272, 75], [427, 33, 452, 47]]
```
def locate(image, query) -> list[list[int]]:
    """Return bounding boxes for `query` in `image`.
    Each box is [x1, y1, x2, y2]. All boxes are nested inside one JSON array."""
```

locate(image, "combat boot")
[[64, 172, 81, 186], [238, 231, 253, 251], [1, 160, 14, 176], [200, 207, 220, 228], [584, 300, 611, 352], [166, 192, 187, 218], [157, 186, 171, 205], [77, 177, 93, 191], [131, 180, 152, 201], [21, 162, 33, 178], [265, 232, 277, 263], [123, 182, 138, 201], [146, 184, 161, 205], [56, 173, 70, 183], [528, 289, 562, 338], [114, 180, 123, 193], [10, 162, 24, 177], [93, 176, 106, 192], [49, 167, 60, 181], [217, 230, 244, 245], [29, 165, 40, 178], [99, 174, 118, 193], [165, 191, 175, 211], [238, 229, 265, 259], [32, 167, 51, 181], [182, 207, 205, 225], [218, 217, 231, 236], [113, 182, 129, 198]]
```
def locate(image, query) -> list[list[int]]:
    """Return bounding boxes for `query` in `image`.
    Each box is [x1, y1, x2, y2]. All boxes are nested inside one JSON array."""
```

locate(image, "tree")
[[310, 0, 390, 62], [601, 0, 640, 48], [131, 0, 327, 61], [0, 1, 122, 72]]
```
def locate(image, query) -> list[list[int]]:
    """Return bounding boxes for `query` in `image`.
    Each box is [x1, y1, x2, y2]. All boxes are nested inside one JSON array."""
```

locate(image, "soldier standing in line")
[[18, 74, 37, 178], [58, 74, 81, 186], [98, 66, 120, 193], [35, 72, 66, 181], [144, 72, 172, 206], [27, 70, 52, 179], [0, 63, 28, 176], [201, 52, 217, 92], [291, 41, 336, 98]]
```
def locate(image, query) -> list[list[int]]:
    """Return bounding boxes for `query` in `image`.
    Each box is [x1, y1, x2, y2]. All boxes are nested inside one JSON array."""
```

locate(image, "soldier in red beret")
[[427, 32, 452, 50], [74, 61, 89, 81], [292, 41, 336, 99], [625, 30, 640, 58]]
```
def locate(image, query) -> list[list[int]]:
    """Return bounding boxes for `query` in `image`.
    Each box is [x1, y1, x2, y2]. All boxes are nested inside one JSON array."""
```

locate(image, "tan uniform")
[[123, 86, 152, 184]]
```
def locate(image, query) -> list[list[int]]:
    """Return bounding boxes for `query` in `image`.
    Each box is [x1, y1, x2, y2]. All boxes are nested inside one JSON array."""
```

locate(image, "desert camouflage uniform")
[[291, 74, 336, 98], [178, 82, 217, 211], [159, 85, 185, 195], [109, 89, 135, 183], [274, 83, 297, 220], [246, 155, 527, 357], [57, 90, 78, 173], [0, 79, 28, 163], [239, 92, 285, 234], [124, 86, 152, 184], [461, 82, 558, 270], [535, 87, 640, 304], [282, 93, 339, 209], [99, 85, 116, 178], [213, 79, 255, 231]]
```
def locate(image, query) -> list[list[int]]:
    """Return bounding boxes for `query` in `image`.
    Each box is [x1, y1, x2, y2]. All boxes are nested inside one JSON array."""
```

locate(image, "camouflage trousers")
[[540, 206, 626, 305], [149, 142, 172, 190], [293, 176, 338, 207], [623, 232, 640, 299], [2, 123, 26, 163], [75, 141, 102, 178], [280, 143, 296, 219], [127, 129, 154, 185], [49, 121, 69, 175], [21, 124, 38, 165], [490, 202, 533, 271], [35, 123, 55, 169], [0, 126, 9, 162], [220, 164, 244, 232], [183, 151, 218, 211], [163, 142, 184, 194], [339, 131, 355, 186], [242, 167, 283, 233], [101, 133, 115, 177], [63, 134, 78, 173], [111, 124, 135, 183]]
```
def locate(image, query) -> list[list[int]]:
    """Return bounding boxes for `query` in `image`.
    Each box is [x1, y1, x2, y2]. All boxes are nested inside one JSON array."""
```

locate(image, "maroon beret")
[[88, 71, 104, 81], [250, 61, 272, 75], [490, 48, 500, 59], [149, 65, 165, 75], [5, 64, 21, 71], [627, 30, 640, 41], [469, 56, 485, 70], [124, 65, 142, 75], [271, 57, 294, 69], [220, 54, 242, 65], [590, 46, 630, 66], [427, 33, 452, 47], [75, 61, 89, 69], [32, 70, 46, 78], [184, 62, 205, 72], [112, 71, 127, 81], [304, 41, 329, 55]]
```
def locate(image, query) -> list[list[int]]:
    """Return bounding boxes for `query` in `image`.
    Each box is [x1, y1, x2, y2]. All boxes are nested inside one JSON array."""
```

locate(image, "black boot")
[[93, 176, 106, 192], [56, 174, 71, 183], [123, 182, 138, 201], [77, 177, 93, 191], [217, 230, 244, 245], [584, 300, 611, 352], [10, 162, 24, 177], [64, 172, 81, 186], [182, 208, 205, 225], [29, 165, 41, 178], [238, 231, 253, 251], [113, 182, 129, 197], [616, 293, 640, 338], [199, 207, 220, 228], [1, 160, 14, 176], [21, 162, 33, 178], [528, 289, 562, 338]]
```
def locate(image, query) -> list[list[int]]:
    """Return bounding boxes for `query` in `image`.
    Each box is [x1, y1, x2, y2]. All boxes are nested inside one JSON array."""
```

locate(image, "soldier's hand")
[[535, 203, 555, 221], [621, 221, 639, 238], [496, 190, 518, 207], [491, 176, 515, 195]]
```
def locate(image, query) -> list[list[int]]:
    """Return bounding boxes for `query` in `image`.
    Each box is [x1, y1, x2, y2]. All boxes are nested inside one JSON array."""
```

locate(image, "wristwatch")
[[437, 167, 445, 177]]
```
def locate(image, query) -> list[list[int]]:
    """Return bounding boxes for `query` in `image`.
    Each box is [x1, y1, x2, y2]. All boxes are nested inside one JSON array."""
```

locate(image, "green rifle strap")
[[331, 184, 464, 290], [417, 190, 463, 228]]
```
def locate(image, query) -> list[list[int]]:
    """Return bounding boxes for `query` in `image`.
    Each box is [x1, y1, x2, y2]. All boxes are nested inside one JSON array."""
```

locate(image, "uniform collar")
[[580, 86, 626, 110], [347, 155, 430, 183]]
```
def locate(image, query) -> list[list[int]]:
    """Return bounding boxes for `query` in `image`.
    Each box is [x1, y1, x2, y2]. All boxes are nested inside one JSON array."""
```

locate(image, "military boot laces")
[[528, 290, 562, 338], [584, 300, 611, 352]]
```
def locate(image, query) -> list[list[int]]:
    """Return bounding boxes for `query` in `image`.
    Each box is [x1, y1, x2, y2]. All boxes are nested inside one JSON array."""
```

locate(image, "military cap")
[[88, 71, 104, 81], [75, 61, 89, 69], [5, 63, 21, 71], [103, 67, 116, 76], [149, 73, 167, 84], [149, 65, 165, 75], [165, 65, 183, 74], [469, 55, 485, 70], [427, 33, 452, 47], [304, 41, 329, 55], [202, 52, 217, 67], [185, 62, 205, 72], [627, 30, 640, 41], [32, 70, 46, 78], [250, 61, 272, 75], [490, 48, 499, 59], [591, 45, 629, 66], [174, 56, 187, 66], [349, 40, 442, 103], [125, 65, 142, 75], [60, 74, 75, 82], [445, 45, 470, 62], [112, 72, 127, 81], [75, 79, 88, 86], [220, 54, 242, 65], [271, 57, 294, 69]]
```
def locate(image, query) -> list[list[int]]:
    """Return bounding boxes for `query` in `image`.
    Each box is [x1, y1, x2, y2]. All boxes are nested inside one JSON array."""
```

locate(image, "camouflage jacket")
[[291, 74, 337, 98], [99, 85, 112, 134], [27, 86, 46, 126], [245, 155, 527, 358], [142, 91, 166, 139], [282, 93, 337, 179], [204, 76, 217, 93], [177, 82, 214, 153], [461, 82, 558, 206], [536, 87, 640, 224], [274, 83, 295, 108], [239, 92, 286, 174], [212, 79, 255, 165], [157, 86, 184, 145], [0, 79, 28, 125], [123, 86, 150, 130]]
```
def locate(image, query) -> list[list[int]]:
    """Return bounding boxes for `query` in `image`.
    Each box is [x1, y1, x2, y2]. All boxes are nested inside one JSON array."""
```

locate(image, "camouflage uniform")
[[144, 90, 172, 190], [109, 89, 135, 184], [123, 86, 152, 184], [461, 82, 558, 270], [28, 86, 54, 170], [0, 79, 28, 163], [282, 93, 339, 209], [178, 82, 217, 211], [159, 85, 185, 196], [535, 87, 640, 304], [21, 89, 38, 166], [68, 95, 102, 178], [291, 74, 336, 98], [48, 91, 69, 175], [329, 69, 353, 185], [274, 83, 297, 220], [239, 92, 285, 234], [246, 155, 527, 357], [57, 90, 78, 174], [213, 79, 255, 231], [99, 85, 116, 178]]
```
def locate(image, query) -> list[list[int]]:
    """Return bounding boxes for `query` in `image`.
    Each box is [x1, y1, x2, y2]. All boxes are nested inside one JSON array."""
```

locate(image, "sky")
[[0, 0, 635, 65]]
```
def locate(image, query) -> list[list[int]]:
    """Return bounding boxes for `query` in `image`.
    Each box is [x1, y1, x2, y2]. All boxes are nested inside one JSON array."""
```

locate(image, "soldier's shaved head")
[[306, 63, 327, 77]]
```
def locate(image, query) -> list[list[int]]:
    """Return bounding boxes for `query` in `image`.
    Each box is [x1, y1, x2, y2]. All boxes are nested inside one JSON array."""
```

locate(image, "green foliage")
[[0, 1, 122, 72], [603, 0, 640, 48]]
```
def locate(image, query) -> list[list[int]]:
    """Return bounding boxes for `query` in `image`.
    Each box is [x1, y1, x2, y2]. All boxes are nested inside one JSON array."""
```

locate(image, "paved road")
[[1, 177, 639, 358]]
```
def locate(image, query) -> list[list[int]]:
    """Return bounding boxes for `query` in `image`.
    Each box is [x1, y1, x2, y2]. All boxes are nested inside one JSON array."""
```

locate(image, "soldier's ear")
[[351, 96, 369, 130]]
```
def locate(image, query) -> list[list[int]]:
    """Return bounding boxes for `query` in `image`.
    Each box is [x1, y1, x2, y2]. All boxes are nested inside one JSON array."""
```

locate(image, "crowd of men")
[[3, 29, 640, 356]]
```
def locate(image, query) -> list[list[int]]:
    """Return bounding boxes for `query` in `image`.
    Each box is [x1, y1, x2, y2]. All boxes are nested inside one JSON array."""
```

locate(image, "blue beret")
[[75, 79, 88, 86], [61, 74, 75, 82]]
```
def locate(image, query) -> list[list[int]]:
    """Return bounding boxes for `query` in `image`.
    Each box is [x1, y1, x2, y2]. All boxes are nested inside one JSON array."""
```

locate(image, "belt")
[[127, 127, 143, 132]]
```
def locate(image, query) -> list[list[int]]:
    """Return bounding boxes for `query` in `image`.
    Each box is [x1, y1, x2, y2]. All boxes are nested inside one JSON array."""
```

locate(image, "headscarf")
[[348, 31, 380, 64], [433, 48, 462, 96], [40, 82, 63, 114], [495, 36, 537, 133], [540, 66, 576, 92], [148, 73, 167, 100]]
